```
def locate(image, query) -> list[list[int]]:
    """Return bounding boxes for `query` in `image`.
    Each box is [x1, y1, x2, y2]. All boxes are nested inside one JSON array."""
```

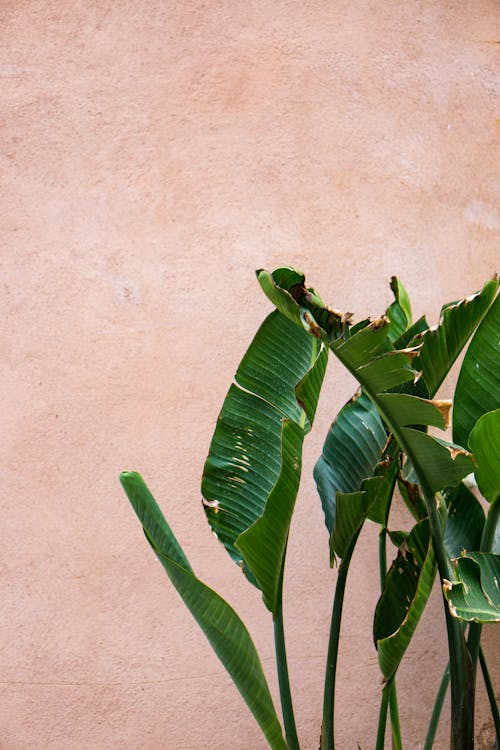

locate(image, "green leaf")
[[330, 463, 397, 561], [399, 429, 474, 494], [374, 519, 436, 680], [376, 393, 450, 430], [469, 409, 500, 504], [201, 310, 327, 613], [453, 290, 500, 447], [257, 267, 353, 343], [120, 472, 287, 750], [444, 552, 500, 623], [444, 482, 485, 559], [386, 277, 412, 342], [413, 278, 499, 398], [331, 320, 473, 496], [314, 391, 388, 534], [397, 475, 427, 522]]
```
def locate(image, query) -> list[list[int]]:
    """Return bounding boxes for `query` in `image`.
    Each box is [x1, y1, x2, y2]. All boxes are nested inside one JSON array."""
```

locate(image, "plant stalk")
[[423, 663, 450, 750], [423, 487, 474, 750], [378, 527, 387, 591], [389, 677, 403, 750], [392, 425, 474, 750], [378, 527, 403, 750], [321, 532, 360, 750], [479, 646, 500, 744], [274, 555, 301, 750], [376, 678, 392, 750]]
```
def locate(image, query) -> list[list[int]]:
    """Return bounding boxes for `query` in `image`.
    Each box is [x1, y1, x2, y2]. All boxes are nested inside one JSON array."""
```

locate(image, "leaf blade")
[[202, 310, 327, 613], [453, 290, 500, 447], [375, 520, 436, 680], [120, 472, 287, 750]]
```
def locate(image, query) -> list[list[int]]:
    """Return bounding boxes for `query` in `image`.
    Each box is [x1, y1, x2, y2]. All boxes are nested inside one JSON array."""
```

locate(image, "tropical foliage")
[[121, 267, 499, 749]]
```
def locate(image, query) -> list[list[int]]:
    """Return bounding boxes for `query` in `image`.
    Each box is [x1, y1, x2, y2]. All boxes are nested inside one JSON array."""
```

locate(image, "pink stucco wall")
[[2, 2, 498, 748]]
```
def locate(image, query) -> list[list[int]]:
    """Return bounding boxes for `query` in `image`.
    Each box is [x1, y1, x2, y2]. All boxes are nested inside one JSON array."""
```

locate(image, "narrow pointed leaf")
[[374, 519, 436, 680], [202, 310, 327, 613], [120, 472, 287, 750], [444, 552, 500, 623], [469, 409, 500, 504], [453, 290, 500, 447]]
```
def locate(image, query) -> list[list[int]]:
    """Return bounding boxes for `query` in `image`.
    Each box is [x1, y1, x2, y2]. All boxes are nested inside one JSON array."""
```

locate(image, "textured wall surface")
[[1, 1, 499, 748]]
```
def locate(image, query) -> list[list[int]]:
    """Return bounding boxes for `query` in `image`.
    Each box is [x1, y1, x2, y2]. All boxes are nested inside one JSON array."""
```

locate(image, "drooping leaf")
[[257, 267, 353, 343], [201, 310, 327, 613], [444, 552, 500, 623], [453, 289, 500, 447], [469, 409, 500, 504], [120, 472, 287, 750], [374, 519, 436, 680], [444, 482, 485, 559], [412, 278, 498, 398]]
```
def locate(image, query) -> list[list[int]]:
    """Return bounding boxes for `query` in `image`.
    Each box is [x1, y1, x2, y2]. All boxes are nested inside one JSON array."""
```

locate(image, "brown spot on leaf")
[[303, 310, 323, 338], [369, 316, 390, 330], [447, 446, 467, 460]]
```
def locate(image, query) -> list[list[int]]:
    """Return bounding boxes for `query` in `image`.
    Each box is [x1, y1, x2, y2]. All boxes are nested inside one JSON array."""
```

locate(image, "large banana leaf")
[[453, 289, 500, 447], [314, 281, 424, 559], [374, 519, 436, 680], [444, 552, 500, 623], [120, 472, 287, 750], [201, 309, 327, 614]]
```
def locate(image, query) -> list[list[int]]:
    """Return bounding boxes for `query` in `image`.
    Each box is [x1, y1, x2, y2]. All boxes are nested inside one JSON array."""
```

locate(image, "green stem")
[[321, 532, 359, 750], [379, 528, 403, 750], [379, 527, 387, 591], [376, 678, 392, 750], [424, 490, 473, 750], [274, 557, 300, 750], [479, 646, 500, 745], [389, 680, 403, 750], [423, 663, 450, 750]]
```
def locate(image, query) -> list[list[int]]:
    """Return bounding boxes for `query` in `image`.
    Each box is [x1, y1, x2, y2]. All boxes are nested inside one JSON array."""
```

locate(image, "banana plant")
[[120, 267, 499, 750]]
